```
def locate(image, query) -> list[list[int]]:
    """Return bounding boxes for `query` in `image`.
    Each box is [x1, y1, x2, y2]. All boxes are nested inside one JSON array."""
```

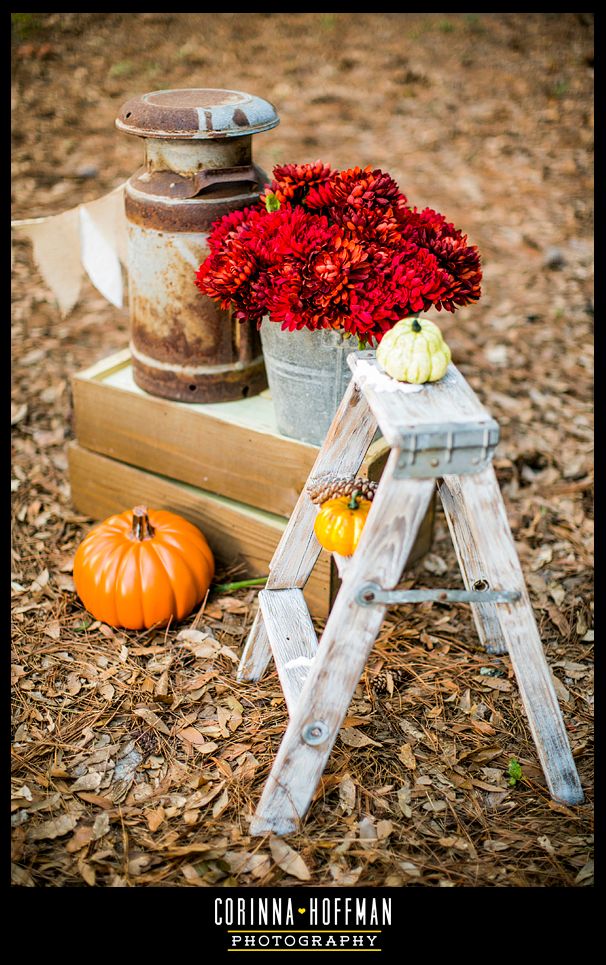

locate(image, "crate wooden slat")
[[71, 349, 391, 519], [68, 441, 334, 618]]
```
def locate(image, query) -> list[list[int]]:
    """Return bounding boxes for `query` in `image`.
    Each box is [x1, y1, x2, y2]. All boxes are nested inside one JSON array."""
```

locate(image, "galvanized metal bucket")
[[260, 321, 374, 446], [116, 88, 279, 403]]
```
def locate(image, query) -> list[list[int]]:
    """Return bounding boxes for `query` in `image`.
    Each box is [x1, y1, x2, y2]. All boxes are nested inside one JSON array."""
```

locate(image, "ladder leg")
[[250, 451, 435, 835], [236, 609, 271, 683], [438, 476, 508, 654], [236, 376, 377, 682], [442, 465, 583, 805]]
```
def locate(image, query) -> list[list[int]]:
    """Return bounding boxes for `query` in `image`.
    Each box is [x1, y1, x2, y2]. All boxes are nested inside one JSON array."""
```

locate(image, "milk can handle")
[[184, 164, 262, 199]]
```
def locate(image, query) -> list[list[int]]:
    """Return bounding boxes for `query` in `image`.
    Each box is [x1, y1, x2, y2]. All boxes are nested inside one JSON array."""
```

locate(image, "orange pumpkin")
[[73, 506, 215, 630], [313, 491, 372, 557]]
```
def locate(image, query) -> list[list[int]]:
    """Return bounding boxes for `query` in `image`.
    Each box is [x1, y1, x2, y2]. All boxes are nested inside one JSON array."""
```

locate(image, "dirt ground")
[[11, 13, 593, 888]]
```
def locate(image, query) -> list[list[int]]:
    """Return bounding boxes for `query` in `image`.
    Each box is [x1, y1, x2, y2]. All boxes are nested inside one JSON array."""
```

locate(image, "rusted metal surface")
[[127, 225, 265, 402], [124, 186, 260, 233], [145, 137, 252, 175], [117, 88, 279, 403], [128, 163, 265, 201], [116, 88, 279, 139]]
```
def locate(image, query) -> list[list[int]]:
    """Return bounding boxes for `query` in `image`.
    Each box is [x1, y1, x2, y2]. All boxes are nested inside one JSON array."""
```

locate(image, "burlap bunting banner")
[[11, 182, 128, 317]]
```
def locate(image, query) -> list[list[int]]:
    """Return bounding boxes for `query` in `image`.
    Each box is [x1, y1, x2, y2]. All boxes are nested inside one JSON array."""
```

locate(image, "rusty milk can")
[[116, 89, 279, 402]]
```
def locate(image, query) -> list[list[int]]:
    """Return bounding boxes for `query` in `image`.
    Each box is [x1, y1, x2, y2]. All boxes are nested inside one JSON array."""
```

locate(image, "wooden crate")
[[71, 349, 391, 519]]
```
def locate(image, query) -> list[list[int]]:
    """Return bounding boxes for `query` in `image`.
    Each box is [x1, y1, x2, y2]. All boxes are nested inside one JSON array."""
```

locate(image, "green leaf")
[[507, 758, 523, 786], [264, 192, 280, 213]]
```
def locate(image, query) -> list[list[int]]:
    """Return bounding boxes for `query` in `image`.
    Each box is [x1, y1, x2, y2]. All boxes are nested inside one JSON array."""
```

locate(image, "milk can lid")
[[116, 88, 279, 139]]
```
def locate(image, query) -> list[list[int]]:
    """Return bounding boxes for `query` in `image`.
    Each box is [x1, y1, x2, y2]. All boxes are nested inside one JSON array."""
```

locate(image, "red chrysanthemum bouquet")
[[195, 161, 482, 346]]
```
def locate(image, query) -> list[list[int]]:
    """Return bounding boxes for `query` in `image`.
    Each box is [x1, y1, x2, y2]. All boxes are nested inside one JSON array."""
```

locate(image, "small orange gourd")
[[73, 506, 215, 630], [313, 491, 371, 557]]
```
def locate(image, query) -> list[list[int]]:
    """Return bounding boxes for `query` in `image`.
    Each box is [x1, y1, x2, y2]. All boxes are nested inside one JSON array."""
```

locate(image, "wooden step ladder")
[[237, 351, 584, 835]]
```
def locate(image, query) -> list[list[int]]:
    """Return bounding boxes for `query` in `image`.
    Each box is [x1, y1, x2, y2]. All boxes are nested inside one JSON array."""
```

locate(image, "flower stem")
[[212, 577, 268, 593]]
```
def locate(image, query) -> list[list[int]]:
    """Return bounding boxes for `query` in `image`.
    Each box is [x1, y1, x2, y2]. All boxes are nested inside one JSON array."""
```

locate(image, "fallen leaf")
[[128, 854, 151, 875], [177, 627, 221, 659], [11, 863, 35, 886], [146, 807, 166, 832], [78, 858, 96, 886], [483, 839, 509, 852], [376, 819, 394, 840], [29, 568, 49, 595], [219, 645, 240, 663], [423, 553, 448, 575], [65, 672, 82, 696], [43, 620, 61, 640], [176, 727, 218, 752], [531, 544, 553, 570], [133, 707, 170, 735], [338, 775, 356, 814], [11, 401, 28, 425], [269, 837, 311, 881], [358, 815, 377, 845], [398, 743, 417, 770], [339, 727, 380, 748], [575, 860, 594, 885], [547, 603, 571, 637], [28, 814, 78, 841], [66, 825, 95, 853], [550, 672, 570, 703], [472, 675, 512, 691], [396, 786, 412, 818], [538, 835, 556, 854], [329, 862, 363, 886], [70, 772, 102, 793], [12, 784, 33, 802], [154, 669, 169, 697], [212, 789, 229, 818]]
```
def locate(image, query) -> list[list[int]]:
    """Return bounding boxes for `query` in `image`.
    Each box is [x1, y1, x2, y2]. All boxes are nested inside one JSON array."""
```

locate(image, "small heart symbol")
[[298, 907, 306, 914]]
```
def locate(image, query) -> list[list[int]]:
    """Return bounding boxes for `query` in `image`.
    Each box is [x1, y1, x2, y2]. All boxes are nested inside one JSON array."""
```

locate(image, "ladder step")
[[259, 589, 318, 717]]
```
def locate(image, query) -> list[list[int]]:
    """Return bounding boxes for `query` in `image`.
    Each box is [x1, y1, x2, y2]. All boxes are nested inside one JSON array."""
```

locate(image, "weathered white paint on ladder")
[[441, 465, 584, 805], [240, 349, 583, 835], [251, 452, 436, 835], [259, 588, 318, 717]]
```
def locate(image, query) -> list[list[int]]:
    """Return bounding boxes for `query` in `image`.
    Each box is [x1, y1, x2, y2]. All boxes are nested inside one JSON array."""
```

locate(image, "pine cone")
[[307, 474, 378, 505], [371, 667, 410, 696]]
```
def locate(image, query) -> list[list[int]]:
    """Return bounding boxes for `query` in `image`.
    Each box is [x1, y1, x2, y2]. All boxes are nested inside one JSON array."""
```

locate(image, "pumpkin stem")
[[411, 318, 422, 333], [132, 505, 155, 541], [348, 490, 361, 511]]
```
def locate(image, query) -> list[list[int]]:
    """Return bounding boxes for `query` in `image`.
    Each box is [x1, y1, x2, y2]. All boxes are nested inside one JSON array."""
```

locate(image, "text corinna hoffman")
[[214, 896, 392, 926]]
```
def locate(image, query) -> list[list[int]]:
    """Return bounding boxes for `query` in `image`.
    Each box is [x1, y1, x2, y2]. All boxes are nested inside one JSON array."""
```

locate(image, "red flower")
[[196, 161, 482, 343], [263, 160, 334, 207]]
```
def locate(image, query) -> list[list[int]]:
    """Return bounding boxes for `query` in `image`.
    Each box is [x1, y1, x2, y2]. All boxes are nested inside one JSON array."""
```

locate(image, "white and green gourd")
[[376, 316, 451, 384]]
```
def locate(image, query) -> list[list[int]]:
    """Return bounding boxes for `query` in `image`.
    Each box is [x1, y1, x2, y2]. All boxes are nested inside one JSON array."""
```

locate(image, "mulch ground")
[[11, 12, 593, 888]]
